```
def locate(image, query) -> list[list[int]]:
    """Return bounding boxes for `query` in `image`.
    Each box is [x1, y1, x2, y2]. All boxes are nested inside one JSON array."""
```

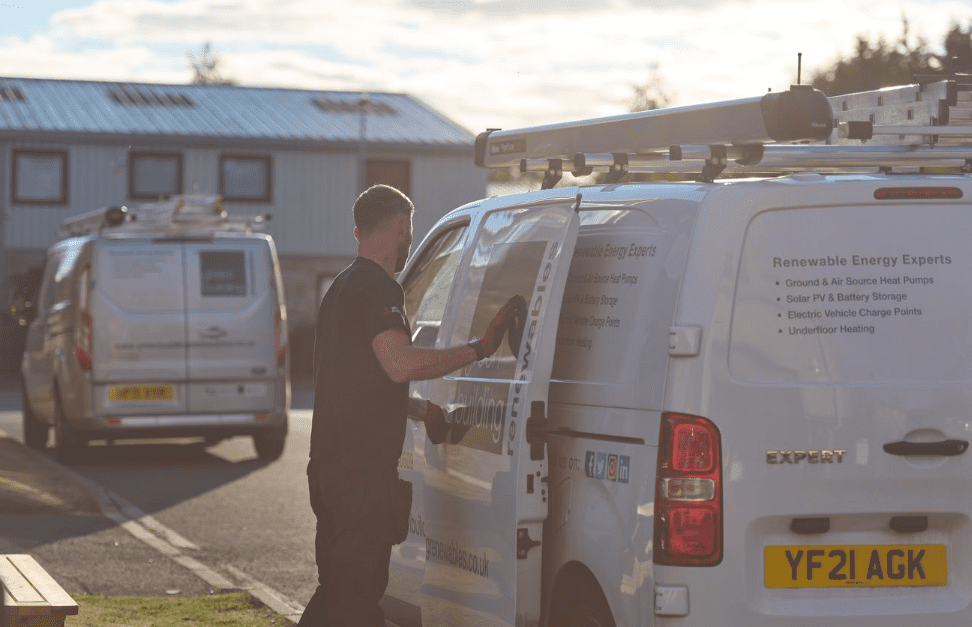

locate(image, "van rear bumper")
[[67, 412, 287, 440]]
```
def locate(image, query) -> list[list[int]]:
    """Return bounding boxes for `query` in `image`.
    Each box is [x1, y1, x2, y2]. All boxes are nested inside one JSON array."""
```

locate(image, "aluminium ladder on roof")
[[474, 78, 972, 185], [474, 85, 834, 170]]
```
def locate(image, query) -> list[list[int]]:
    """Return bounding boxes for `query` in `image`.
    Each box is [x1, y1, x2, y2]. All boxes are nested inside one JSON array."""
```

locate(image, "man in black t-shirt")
[[298, 185, 520, 627]]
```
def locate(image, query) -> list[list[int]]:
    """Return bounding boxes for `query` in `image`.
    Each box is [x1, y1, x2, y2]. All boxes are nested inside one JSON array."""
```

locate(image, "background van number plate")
[[765, 545, 947, 588], [109, 385, 173, 402]]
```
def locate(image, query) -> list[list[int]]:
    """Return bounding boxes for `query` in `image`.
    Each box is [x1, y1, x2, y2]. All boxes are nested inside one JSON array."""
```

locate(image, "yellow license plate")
[[765, 544, 947, 588], [108, 385, 173, 402]]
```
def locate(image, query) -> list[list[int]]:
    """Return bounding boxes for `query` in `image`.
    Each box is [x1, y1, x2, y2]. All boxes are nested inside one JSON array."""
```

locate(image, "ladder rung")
[[870, 125, 972, 137]]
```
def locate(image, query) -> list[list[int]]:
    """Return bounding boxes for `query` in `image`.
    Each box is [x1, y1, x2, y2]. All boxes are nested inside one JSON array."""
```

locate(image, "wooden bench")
[[0, 555, 78, 627]]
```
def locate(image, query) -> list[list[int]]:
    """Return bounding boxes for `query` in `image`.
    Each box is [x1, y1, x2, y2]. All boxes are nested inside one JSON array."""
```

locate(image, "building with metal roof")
[[0, 77, 487, 377]]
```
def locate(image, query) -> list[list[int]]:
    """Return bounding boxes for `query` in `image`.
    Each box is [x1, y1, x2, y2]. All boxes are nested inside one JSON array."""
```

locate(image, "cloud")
[[3, 0, 970, 132]]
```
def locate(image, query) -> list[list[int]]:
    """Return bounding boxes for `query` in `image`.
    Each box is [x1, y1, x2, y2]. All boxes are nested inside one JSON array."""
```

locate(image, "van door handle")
[[883, 439, 969, 456]]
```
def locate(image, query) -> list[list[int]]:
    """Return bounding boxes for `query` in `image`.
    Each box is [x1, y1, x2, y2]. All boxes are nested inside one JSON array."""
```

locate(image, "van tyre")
[[551, 581, 615, 627], [54, 395, 85, 465], [22, 388, 48, 450], [253, 425, 286, 461]]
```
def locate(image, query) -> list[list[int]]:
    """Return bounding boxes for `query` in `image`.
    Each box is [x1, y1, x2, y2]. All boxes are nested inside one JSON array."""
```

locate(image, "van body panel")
[[660, 176, 972, 625], [543, 405, 659, 627], [21, 245, 68, 420]]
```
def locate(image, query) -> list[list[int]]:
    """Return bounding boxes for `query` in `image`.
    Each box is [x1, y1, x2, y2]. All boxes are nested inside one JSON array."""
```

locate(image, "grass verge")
[[66, 591, 291, 626]]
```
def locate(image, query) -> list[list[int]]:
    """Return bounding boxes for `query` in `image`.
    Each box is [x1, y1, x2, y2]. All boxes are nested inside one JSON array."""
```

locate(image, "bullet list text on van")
[[772, 254, 952, 269]]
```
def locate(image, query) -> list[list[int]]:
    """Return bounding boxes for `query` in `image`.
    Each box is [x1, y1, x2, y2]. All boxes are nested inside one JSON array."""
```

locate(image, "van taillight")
[[76, 267, 93, 370], [654, 412, 722, 566], [275, 309, 286, 367]]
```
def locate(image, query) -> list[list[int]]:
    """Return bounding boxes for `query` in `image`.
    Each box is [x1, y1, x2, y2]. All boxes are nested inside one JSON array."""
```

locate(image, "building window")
[[129, 151, 183, 200], [219, 155, 272, 202], [365, 159, 411, 198], [11, 149, 68, 205]]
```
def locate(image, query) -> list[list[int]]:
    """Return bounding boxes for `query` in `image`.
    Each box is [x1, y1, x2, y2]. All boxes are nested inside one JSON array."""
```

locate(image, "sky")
[[0, 0, 971, 133]]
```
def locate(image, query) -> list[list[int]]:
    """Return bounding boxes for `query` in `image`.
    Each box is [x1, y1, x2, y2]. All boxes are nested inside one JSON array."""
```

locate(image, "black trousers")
[[297, 462, 397, 627]]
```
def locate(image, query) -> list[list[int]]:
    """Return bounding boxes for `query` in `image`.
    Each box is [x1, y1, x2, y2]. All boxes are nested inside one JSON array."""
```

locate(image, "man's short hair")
[[353, 185, 414, 236]]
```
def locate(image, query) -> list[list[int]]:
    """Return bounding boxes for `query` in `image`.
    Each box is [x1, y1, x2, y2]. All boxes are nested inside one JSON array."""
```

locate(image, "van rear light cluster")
[[654, 412, 723, 566], [76, 267, 93, 370], [275, 310, 286, 367]]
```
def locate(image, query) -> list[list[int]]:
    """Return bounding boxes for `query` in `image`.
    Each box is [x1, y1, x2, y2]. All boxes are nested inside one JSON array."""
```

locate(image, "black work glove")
[[479, 295, 525, 358], [422, 401, 450, 445]]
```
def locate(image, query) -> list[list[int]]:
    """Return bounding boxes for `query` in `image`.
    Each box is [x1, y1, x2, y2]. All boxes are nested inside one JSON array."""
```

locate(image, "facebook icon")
[[585, 451, 596, 478]]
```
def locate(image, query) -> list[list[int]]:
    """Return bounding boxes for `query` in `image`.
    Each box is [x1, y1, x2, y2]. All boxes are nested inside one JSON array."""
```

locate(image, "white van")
[[21, 197, 290, 463], [384, 81, 972, 626]]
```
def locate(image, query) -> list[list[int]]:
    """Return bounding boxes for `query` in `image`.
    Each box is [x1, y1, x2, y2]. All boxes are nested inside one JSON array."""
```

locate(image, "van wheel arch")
[[546, 562, 615, 627]]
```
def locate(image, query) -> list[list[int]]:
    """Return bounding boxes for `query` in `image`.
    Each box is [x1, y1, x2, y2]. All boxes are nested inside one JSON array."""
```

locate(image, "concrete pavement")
[[0, 377, 320, 623], [0, 433, 215, 598]]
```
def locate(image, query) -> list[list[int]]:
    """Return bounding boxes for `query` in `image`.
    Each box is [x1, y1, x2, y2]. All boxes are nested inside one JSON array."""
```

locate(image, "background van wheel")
[[253, 426, 286, 461], [54, 395, 85, 464], [22, 387, 49, 450]]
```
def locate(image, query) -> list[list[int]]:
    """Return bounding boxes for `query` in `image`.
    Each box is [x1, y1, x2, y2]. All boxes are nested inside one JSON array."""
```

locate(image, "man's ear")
[[354, 226, 360, 242]]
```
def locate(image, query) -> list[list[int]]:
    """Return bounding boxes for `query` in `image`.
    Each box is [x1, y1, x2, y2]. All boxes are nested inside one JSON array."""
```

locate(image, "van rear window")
[[730, 204, 972, 383], [200, 251, 247, 297]]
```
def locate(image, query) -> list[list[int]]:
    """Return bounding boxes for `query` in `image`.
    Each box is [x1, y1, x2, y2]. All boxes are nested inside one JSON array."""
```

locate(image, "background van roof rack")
[[477, 79, 972, 186], [60, 195, 272, 237]]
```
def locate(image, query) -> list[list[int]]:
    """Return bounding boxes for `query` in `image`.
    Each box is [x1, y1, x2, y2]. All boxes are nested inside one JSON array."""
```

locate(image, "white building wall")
[[3, 142, 486, 259], [410, 153, 488, 245], [260, 150, 357, 258]]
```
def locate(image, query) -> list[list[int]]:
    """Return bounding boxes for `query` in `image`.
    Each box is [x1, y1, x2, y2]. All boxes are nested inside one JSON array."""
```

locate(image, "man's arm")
[[373, 294, 524, 384], [372, 328, 478, 384]]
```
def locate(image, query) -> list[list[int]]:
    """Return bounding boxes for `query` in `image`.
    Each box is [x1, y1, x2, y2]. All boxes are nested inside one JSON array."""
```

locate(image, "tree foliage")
[[188, 42, 236, 85], [811, 20, 972, 96], [630, 62, 673, 112]]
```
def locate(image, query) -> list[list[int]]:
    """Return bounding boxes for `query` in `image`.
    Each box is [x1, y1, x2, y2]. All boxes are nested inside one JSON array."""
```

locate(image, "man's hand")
[[480, 295, 525, 358], [422, 401, 450, 445]]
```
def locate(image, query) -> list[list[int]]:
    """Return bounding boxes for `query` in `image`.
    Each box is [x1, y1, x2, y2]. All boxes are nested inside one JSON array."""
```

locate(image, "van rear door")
[[92, 240, 189, 412], [710, 189, 972, 625], [183, 238, 278, 413], [417, 194, 579, 627]]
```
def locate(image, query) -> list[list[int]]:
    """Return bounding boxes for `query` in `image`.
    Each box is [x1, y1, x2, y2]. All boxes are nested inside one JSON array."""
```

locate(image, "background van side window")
[[402, 225, 467, 349], [36, 252, 63, 314]]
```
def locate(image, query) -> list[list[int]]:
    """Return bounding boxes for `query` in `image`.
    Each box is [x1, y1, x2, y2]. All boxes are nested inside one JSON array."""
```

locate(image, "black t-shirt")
[[310, 257, 411, 469]]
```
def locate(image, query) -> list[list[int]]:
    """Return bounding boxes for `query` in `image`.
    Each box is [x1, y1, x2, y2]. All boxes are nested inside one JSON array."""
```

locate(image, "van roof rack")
[[475, 80, 972, 187], [60, 195, 272, 237]]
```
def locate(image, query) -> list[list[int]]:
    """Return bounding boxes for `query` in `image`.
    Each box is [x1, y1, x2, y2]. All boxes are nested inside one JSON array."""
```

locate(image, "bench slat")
[[0, 555, 78, 617]]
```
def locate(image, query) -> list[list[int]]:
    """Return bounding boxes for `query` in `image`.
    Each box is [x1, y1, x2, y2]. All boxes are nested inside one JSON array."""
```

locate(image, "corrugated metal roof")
[[0, 77, 474, 151]]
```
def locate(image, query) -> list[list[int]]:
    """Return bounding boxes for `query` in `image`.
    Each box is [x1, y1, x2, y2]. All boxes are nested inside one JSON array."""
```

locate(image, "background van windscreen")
[[730, 204, 972, 384]]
